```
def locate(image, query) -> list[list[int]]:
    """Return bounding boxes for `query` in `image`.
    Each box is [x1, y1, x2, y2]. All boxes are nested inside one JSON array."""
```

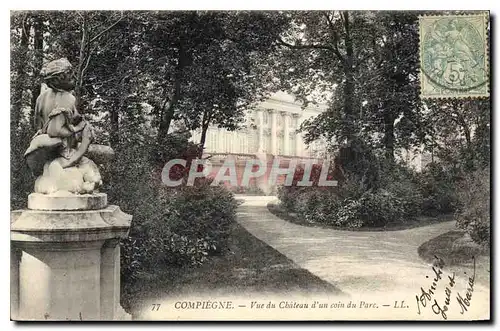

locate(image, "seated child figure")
[[24, 58, 102, 195]]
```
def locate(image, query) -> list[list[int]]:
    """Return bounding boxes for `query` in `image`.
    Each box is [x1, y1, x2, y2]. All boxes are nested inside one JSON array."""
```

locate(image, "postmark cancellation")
[[419, 13, 489, 99]]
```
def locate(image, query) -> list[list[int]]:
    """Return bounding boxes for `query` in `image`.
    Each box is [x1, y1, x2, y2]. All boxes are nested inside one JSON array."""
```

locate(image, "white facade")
[[190, 91, 432, 172], [191, 91, 327, 158]]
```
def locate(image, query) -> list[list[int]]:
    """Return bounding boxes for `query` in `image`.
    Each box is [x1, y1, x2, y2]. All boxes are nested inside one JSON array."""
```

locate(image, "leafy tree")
[[10, 12, 32, 131], [424, 98, 490, 173], [276, 11, 375, 145], [358, 12, 424, 161], [276, 11, 428, 162], [11, 11, 45, 208], [141, 11, 288, 156]]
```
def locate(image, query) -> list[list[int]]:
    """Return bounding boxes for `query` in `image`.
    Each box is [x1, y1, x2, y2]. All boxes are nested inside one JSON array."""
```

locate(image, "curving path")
[[235, 195, 490, 319]]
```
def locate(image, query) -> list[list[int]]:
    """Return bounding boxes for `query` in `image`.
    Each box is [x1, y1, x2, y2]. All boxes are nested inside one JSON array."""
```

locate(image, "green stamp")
[[419, 14, 489, 98]]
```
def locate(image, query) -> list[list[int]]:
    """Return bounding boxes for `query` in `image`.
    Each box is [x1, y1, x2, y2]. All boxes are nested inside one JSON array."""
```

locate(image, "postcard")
[[10, 9, 490, 321]]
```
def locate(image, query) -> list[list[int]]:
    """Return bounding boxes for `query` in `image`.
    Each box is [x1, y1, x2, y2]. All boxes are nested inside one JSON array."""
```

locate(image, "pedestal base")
[[11, 201, 132, 321], [28, 192, 107, 211]]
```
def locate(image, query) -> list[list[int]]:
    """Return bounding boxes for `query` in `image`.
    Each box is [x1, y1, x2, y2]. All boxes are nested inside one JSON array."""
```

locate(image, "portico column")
[[283, 112, 290, 155], [294, 114, 302, 157], [270, 110, 277, 155], [217, 129, 224, 152], [257, 109, 264, 152]]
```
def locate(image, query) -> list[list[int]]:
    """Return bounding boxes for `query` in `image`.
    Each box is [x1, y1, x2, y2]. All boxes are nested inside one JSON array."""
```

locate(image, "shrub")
[[112, 132, 238, 283], [417, 162, 460, 215], [333, 140, 380, 190], [329, 189, 415, 229], [278, 159, 424, 229], [120, 181, 238, 281], [295, 189, 335, 224], [358, 190, 405, 227], [380, 164, 423, 217], [277, 162, 337, 213], [159, 180, 238, 253], [278, 186, 306, 212], [334, 199, 364, 228], [336, 174, 368, 200], [456, 167, 490, 246]]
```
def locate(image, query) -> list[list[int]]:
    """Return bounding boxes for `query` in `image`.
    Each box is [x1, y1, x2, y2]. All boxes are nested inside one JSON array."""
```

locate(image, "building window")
[[263, 111, 269, 125], [277, 113, 283, 127]]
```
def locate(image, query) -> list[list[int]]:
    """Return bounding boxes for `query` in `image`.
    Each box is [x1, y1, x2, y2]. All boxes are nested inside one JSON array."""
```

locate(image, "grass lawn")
[[268, 201, 455, 232], [418, 230, 490, 288], [121, 221, 341, 317]]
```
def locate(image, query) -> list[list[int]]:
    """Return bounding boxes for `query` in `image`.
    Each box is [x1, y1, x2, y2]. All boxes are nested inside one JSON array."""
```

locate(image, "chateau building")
[[190, 92, 328, 193], [191, 91, 328, 159], [189, 91, 432, 192]]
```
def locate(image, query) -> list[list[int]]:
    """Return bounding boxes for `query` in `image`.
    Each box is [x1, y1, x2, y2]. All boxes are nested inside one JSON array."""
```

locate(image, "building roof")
[[260, 91, 328, 114]]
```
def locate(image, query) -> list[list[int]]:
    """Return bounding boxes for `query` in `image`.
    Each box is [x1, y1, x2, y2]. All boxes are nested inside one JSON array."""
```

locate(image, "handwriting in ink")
[[415, 255, 476, 320], [456, 256, 476, 315], [416, 264, 443, 315]]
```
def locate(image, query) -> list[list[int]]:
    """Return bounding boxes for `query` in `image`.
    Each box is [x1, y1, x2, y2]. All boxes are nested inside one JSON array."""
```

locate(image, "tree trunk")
[[474, 103, 490, 166], [198, 111, 211, 158], [343, 70, 355, 143], [157, 45, 186, 145], [460, 115, 474, 168], [342, 11, 356, 145], [11, 15, 31, 131], [109, 33, 132, 149], [460, 119, 472, 150], [30, 14, 44, 129], [157, 98, 176, 144], [75, 15, 88, 109], [383, 110, 395, 162], [453, 110, 473, 153], [109, 106, 119, 148], [198, 126, 209, 159]]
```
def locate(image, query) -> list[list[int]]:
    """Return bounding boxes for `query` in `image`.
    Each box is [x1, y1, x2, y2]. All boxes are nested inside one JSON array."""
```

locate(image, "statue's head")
[[41, 58, 75, 91]]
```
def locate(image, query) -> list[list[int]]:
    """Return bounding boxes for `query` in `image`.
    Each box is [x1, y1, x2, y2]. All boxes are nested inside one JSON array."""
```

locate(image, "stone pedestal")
[[11, 193, 132, 321]]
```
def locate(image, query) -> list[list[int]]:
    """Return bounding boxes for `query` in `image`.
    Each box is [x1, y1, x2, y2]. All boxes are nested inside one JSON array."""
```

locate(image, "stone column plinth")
[[11, 194, 132, 321]]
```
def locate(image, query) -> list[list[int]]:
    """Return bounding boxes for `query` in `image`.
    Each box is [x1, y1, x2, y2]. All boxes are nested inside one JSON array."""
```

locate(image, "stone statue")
[[13, 61, 132, 321], [24, 58, 113, 195]]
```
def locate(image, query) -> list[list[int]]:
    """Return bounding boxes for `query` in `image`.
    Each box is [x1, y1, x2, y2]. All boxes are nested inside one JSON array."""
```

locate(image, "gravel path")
[[235, 195, 490, 319]]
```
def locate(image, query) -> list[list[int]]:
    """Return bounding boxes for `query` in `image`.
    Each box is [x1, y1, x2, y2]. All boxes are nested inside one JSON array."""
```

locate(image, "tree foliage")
[[10, 11, 291, 203], [11, 11, 490, 239], [274, 11, 489, 181], [275, 12, 425, 157]]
